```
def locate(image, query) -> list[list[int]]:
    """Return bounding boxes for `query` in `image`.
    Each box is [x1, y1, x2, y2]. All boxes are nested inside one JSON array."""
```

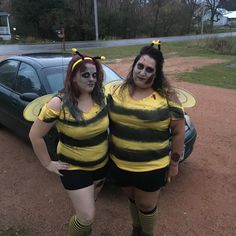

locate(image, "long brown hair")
[[61, 55, 105, 119]]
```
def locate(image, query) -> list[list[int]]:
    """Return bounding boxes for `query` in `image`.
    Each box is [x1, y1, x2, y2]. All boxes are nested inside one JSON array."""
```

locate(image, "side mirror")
[[20, 92, 40, 102]]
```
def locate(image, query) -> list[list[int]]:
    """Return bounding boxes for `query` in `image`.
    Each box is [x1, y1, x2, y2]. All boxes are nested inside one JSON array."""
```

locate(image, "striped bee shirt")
[[38, 100, 109, 171], [107, 85, 184, 172]]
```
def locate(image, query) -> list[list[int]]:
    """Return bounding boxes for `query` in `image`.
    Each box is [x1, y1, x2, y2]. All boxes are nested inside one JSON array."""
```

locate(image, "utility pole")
[[201, 6, 205, 35], [94, 0, 99, 40]]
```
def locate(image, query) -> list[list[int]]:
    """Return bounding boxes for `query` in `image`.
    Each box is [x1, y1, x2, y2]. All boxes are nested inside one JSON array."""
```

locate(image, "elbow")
[[29, 128, 34, 142]]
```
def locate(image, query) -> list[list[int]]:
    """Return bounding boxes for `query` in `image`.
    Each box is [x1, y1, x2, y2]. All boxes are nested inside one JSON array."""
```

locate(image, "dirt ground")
[[0, 56, 236, 236]]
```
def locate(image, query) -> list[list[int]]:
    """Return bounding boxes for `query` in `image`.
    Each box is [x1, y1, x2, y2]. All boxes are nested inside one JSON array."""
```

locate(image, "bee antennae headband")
[[71, 48, 106, 71], [150, 40, 161, 50]]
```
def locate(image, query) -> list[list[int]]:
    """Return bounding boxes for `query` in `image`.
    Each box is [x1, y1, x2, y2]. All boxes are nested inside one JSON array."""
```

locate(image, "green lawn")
[[177, 60, 236, 89]]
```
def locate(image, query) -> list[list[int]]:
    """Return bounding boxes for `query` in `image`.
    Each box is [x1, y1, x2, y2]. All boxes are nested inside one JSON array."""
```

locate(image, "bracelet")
[[171, 152, 181, 162]]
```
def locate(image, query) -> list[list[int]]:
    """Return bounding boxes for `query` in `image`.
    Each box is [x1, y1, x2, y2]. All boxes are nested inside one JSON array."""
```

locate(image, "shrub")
[[204, 37, 236, 55]]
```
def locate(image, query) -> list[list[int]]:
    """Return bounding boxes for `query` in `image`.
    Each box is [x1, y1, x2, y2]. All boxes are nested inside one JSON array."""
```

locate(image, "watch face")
[[171, 152, 180, 162]]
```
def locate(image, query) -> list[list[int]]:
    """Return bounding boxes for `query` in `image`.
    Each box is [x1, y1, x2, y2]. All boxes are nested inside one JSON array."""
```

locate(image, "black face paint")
[[81, 72, 97, 79], [145, 75, 155, 85], [137, 63, 155, 74]]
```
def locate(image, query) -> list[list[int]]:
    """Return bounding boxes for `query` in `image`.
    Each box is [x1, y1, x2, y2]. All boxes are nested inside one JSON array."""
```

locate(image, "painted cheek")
[[145, 75, 155, 84]]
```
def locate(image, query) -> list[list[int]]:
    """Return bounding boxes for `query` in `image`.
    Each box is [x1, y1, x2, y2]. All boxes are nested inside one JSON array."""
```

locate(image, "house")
[[0, 11, 11, 40], [223, 11, 236, 26], [203, 8, 236, 26], [208, 8, 236, 26]]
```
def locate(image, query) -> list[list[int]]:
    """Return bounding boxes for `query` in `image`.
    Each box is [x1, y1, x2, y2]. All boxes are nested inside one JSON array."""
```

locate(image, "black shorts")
[[109, 160, 168, 192], [59, 164, 108, 190]]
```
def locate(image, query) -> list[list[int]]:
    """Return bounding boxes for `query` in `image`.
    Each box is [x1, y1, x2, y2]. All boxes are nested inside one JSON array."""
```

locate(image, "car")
[[0, 53, 197, 161]]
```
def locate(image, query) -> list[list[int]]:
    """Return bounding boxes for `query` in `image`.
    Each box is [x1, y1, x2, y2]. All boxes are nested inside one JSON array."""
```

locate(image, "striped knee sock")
[[138, 206, 158, 236], [68, 215, 92, 236]]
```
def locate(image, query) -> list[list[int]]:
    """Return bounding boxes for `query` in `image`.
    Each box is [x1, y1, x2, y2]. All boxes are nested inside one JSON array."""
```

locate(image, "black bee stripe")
[[43, 118, 57, 123], [110, 143, 170, 162], [58, 108, 107, 126], [58, 153, 108, 167], [59, 131, 108, 147], [110, 122, 170, 142], [169, 106, 184, 119], [108, 95, 169, 121]]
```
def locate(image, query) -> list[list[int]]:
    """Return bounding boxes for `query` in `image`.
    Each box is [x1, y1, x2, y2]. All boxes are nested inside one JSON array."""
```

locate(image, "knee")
[[135, 200, 156, 212], [76, 208, 95, 224]]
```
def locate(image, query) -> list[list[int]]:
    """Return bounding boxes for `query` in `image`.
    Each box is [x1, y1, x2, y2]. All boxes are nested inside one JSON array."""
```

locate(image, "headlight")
[[184, 113, 192, 129]]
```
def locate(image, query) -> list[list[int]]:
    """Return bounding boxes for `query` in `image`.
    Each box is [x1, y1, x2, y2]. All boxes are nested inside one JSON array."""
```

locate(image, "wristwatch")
[[171, 152, 181, 162]]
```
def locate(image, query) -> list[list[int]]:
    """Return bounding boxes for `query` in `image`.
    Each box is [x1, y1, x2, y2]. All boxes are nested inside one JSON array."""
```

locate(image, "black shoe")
[[140, 232, 153, 236], [131, 226, 142, 236]]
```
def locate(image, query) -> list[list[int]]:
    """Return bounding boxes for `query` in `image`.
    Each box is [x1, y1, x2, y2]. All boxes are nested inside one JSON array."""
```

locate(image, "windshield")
[[102, 64, 123, 83], [43, 64, 123, 93]]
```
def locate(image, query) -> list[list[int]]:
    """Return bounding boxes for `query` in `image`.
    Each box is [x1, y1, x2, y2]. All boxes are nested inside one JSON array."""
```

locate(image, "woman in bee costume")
[[107, 41, 185, 236], [29, 49, 108, 236]]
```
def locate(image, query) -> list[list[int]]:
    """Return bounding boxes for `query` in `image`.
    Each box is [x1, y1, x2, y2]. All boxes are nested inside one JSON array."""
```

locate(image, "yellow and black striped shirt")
[[107, 85, 184, 172], [38, 101, 109, 171]]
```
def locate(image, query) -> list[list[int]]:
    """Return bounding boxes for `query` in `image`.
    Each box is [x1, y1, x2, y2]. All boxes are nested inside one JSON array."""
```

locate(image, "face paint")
[[75, 64, 97, 94], [133, 55, 156, 89], [145, 74, 155, 85]]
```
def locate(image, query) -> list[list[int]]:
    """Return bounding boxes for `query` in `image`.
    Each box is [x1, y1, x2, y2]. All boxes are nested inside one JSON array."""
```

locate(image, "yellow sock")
[[68, 215, 92, 236]]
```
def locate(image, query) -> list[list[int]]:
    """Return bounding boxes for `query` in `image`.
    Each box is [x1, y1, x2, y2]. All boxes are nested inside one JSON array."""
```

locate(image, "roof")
[[224, 11, 236, 19], [0, 12, 10, 16], [9, 53, 72, 68]]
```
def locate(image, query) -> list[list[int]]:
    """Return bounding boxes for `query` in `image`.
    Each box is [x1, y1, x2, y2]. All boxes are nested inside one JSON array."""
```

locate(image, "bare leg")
[[94, 178, 106, 200], [67, 185, 95, 236], [67, 185, 95, 224]]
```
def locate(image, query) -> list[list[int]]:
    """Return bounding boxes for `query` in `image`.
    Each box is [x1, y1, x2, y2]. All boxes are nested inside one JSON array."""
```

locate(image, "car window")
[[44, 66, 67, 93], [15, 62, 41, 94], [42, 64, 122, 93], [0, 60, 19, 89]]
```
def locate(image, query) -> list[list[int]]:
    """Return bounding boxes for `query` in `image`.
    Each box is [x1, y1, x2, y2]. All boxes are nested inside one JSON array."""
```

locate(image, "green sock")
[[138, 207, 158, 236], [68, 215, 92, 236]]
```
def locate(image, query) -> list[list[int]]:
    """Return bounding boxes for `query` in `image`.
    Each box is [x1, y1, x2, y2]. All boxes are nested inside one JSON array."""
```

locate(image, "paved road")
[[0, 32, 235, 56]]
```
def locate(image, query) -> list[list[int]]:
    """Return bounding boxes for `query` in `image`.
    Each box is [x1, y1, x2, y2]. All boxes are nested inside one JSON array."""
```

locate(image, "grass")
[[178, 59, 236, 89], [77, 45, 141, 61]]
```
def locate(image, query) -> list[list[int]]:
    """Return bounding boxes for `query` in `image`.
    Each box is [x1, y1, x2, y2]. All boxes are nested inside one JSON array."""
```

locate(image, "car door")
[[0, 59, 19, 128], [9, 62, 43, 137]]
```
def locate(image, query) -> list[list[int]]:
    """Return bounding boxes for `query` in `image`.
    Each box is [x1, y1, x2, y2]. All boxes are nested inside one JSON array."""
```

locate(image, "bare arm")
[[168, 118, 185, 181], [29, 97, 68, 175], [29, 118, 56, 167], [170, 118, 185, 163]]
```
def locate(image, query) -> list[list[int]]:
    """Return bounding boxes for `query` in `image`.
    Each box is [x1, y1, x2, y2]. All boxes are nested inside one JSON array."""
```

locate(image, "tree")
[[0, 0, 11, 11], [148, 0, 166, 36], [181, 0, 202, 33], [204, 0, 222, 31], [219, 0, 236, 11], [64, 0, 95, 40], [11, 0, 65, 39]]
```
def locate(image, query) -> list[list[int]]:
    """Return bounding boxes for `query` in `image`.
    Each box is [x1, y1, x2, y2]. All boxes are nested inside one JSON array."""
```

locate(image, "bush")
[[204, 37, 236, 55]]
